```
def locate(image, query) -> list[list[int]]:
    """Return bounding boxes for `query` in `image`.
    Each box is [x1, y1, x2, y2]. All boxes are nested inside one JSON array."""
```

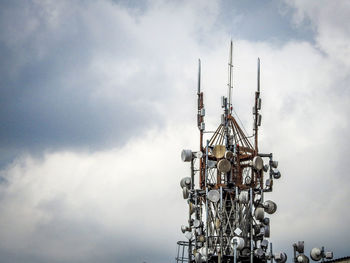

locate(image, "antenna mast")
[[228, 41, 233, 114], [177, 46, 286, 263], [254, 58, 262, 152]]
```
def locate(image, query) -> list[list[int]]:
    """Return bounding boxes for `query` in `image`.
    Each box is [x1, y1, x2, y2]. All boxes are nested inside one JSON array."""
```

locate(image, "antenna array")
[[176, 43, 284, 263]]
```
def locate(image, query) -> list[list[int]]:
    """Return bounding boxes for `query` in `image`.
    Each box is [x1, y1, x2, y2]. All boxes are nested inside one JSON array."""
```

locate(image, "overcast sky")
[[0, 0, 349, 262]]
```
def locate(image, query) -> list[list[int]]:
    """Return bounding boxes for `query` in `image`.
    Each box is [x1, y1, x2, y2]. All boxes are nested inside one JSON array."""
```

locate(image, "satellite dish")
[[272, 169, 281, 179], [310, 248, 322, 261], [264, 200, 277, 214], [254, 248, 264, 258], [225, 151, 235, 160], [181, 149, 193, 162], [231, 237, 245, 250], [274, 252, 287, 263], [180, 177, 191, 188], [262, 217, 270, 226], [253, 156, 264, 170], [217, 159, 231, 173], [208, 190, 220, 203], [213, 145, 226, 158], [297, 254, 309, 263]]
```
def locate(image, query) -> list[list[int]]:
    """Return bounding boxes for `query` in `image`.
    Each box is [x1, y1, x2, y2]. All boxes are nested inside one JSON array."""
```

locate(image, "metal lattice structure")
[[176, 42, 286, 263]]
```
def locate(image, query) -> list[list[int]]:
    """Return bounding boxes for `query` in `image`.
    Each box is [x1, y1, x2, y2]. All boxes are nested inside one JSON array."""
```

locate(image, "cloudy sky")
[[0, 0, 349, 262]]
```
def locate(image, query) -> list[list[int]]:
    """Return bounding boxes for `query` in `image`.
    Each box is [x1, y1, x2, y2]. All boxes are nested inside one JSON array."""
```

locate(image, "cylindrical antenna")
[[228, 40, 233, 114]]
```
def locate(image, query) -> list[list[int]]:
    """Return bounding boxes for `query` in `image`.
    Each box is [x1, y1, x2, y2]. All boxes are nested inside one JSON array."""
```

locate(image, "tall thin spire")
[[228, 40, 233, 114], [198, 59, 201, 94]]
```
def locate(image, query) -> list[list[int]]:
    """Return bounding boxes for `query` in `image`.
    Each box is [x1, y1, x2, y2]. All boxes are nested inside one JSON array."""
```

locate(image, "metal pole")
[[220, 186, 223, 262], [234, 245, 237, 263], [228, 40, 233, 114], [250, 188, 254, 263], [270, 242, 273, 263], [321, 246, 325, 263], [205, 140, 209, 263], [191, 159, 194, 190]]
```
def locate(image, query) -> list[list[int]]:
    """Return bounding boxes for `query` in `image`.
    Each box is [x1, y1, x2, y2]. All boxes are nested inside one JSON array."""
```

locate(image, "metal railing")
[[175, 241, 190, 263]]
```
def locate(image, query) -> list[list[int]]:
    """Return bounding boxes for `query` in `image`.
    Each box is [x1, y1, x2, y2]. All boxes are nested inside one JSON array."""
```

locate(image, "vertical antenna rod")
[[198, 59, 201, 94], [228, 40, 233, 114], [254, 58, 261, 152], [197, 59, 204, 151], [197, 59, 205, 188]]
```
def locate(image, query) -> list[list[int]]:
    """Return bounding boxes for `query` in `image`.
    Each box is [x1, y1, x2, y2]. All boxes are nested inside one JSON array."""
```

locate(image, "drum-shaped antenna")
[[254, 207, 265, 221], [180, 177, 191, 188], [253, 156, 264, 170], [213, 145, 226, 158], [297, 254, 309, 263], [310, 248, 322, 261], [181, 149, 192, 162], [231, 236, 245, 250], [217, 159, 231, 173], [264, 200, 277, 214], [263, 225, 270, 238], [225, 150, 235, 160], [182, 187, 189, 199], [273, 169, 281, 179], [294, 241, 304, 253], [271, 160, 278, 168], [208, 190, 220, 203], [325, 252, 333, 260], [189, 203, 196, 215]]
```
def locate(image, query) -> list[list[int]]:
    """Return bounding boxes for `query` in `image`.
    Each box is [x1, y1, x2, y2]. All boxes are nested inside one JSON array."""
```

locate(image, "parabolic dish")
[[213, 145, 226, 158]]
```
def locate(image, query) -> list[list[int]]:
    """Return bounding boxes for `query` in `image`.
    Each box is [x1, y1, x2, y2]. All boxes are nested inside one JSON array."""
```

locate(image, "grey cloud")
[[0, 0, 169, 162], [219, 0, 314, 44]]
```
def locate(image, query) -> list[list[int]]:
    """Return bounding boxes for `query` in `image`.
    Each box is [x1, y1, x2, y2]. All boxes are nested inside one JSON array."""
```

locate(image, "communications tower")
[[175, 42, 287, 263]]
